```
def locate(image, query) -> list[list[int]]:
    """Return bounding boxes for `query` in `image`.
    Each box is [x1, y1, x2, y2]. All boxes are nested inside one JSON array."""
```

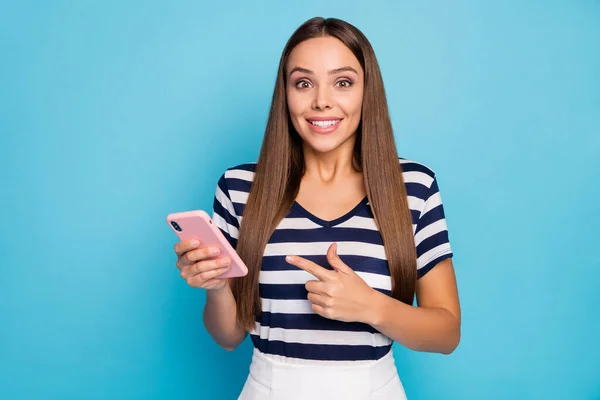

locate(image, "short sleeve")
[[414, 175, 453, 278], [212, 173, 240, 249]]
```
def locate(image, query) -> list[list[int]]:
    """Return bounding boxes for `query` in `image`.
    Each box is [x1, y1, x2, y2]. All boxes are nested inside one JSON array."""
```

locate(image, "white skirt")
[[238, 348, 407, 400]]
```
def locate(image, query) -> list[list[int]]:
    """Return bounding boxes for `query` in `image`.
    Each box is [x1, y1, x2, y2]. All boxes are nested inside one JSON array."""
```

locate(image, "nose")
[[312, 85, 333, 111]]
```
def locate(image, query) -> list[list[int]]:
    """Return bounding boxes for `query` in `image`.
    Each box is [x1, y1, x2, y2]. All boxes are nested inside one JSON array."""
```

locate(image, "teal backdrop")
[[1, 1, 599, 399]]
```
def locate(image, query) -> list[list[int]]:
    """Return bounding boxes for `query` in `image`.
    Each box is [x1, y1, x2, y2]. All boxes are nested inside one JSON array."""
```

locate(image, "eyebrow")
[[288, 66, 359, 77]]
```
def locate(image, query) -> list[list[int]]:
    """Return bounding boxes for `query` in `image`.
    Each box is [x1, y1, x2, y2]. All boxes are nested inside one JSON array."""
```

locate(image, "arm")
[[203, 171, 247, 350], [287, 245, 460, 355], [203, 281, 247, 351], [368, 258, 461, 354], [286, 173, 460, 354], [367, 170, 460, 354]]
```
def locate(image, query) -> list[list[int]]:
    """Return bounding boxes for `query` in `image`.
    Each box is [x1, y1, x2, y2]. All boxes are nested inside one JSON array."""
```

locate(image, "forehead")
[[287, 36, 362, 74]]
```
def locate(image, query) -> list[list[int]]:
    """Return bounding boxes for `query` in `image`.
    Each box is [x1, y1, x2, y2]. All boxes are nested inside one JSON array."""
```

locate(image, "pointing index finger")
[[286, 255, 333, 281]]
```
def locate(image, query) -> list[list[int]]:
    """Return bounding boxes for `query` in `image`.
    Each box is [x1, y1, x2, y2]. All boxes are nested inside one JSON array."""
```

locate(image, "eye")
[[336, 79, 353, 88], [296, 80, 312, 89]]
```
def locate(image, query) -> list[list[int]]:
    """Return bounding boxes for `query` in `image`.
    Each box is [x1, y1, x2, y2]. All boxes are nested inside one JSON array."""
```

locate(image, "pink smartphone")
[[166, 210, 248, 278]]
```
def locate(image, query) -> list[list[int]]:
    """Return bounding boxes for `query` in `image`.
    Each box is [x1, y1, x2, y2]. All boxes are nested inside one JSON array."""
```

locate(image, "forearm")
[[368, 290, 460, 354], [202, 284, 247, 350]]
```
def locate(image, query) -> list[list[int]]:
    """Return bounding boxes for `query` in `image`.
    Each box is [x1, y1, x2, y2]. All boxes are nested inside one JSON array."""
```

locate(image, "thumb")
[[327, 243, 352, 274]]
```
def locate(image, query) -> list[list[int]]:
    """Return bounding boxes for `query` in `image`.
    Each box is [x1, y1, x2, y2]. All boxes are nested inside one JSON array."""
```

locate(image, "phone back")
[[166, 210, 248, 278]]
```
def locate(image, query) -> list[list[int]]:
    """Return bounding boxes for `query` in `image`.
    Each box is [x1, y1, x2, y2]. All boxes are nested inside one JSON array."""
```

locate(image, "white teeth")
[[310, 120, 340, 128]]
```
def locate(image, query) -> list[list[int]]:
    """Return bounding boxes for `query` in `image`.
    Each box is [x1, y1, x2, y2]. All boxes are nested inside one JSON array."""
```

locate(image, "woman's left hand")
[[285, 243, 378, 324]]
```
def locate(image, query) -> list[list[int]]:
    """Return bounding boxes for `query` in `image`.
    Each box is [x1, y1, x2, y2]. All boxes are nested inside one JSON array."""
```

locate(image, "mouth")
[[306, 118, 343, 134]]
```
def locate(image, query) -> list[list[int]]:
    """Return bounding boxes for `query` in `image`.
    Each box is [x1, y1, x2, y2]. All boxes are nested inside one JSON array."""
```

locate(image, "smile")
[[309, 119, 341, 128], [306, 118, 343, 134]]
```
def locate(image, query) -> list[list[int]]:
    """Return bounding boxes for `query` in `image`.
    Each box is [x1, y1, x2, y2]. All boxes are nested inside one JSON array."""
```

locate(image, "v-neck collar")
[[291, 196, 369, 228]]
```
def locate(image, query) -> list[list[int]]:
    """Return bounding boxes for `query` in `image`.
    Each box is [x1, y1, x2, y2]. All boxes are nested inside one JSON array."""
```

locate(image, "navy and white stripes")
[[212, 159, 453, 363]]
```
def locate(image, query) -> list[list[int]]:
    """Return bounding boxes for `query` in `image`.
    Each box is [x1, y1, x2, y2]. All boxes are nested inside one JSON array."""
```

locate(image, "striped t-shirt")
[[211, 158, 453, 363]]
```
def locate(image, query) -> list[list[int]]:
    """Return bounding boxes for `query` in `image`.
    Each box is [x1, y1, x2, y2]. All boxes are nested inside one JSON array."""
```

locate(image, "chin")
[[302, 135, 347, 154]]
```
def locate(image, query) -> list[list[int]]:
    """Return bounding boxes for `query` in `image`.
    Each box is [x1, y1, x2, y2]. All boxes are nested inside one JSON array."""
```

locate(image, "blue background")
[[1, 1, 599, 399]]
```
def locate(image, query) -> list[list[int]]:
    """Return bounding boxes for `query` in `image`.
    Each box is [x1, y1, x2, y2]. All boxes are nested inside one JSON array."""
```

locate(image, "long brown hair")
[[233, 17, 417, 331]]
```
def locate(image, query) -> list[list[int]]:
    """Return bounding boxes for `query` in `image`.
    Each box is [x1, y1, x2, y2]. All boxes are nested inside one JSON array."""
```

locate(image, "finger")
[[307, 292, 332, 308], [187, 267, 229, 287], [178, 246, 221, 268], [305, 280, 329, 295], [176, 247, 206, 269], [181, 257, 230, 279], [311, 303, 334, 320], [286, 255, 334, 281], [174, 239, 201, 257], [326, 243, 352, 274], [197, 266, 230, 282]]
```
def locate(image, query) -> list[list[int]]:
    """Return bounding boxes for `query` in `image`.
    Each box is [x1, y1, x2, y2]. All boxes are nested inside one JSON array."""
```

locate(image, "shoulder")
[[216, 162, 257, 202], [399, 157, 436, 179], [398, 157, 437, 199], [218, 162, 257, 187]]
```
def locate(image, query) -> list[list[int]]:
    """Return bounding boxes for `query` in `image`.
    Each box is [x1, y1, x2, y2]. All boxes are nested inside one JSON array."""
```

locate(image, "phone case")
[[166, 210, 248, 278]]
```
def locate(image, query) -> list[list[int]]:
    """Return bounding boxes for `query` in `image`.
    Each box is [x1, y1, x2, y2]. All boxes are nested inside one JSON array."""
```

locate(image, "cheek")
[[340, 97, 362, 138], [286, 92, 306, 135], [286, 90, 306, 120], [339, 94, 363, 125]]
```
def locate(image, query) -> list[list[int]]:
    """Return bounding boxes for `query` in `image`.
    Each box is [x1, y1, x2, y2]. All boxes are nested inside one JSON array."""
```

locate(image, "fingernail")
[[211, 248, 219, 255], [286, 255, 294, 262], [191, 240, 199, 247], [221, 258, 230, 266]]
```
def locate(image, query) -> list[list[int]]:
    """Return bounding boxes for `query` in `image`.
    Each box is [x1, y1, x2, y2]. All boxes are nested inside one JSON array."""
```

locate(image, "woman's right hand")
[[174, 239, 231, 291]]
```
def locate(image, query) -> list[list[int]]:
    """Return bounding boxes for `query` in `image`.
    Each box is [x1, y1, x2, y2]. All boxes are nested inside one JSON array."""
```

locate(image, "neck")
[[301, 135, 359, 184]]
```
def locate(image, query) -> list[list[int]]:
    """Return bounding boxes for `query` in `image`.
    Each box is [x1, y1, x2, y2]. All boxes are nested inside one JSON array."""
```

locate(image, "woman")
[[174, 17, 460, 399]]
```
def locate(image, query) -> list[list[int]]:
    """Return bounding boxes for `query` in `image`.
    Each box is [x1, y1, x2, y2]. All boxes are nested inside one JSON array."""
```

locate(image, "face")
[[286, 36, 364, 155]]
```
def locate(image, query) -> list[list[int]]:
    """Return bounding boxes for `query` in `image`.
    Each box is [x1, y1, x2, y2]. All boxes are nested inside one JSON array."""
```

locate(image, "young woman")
[[174, 17, 460, 400]]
